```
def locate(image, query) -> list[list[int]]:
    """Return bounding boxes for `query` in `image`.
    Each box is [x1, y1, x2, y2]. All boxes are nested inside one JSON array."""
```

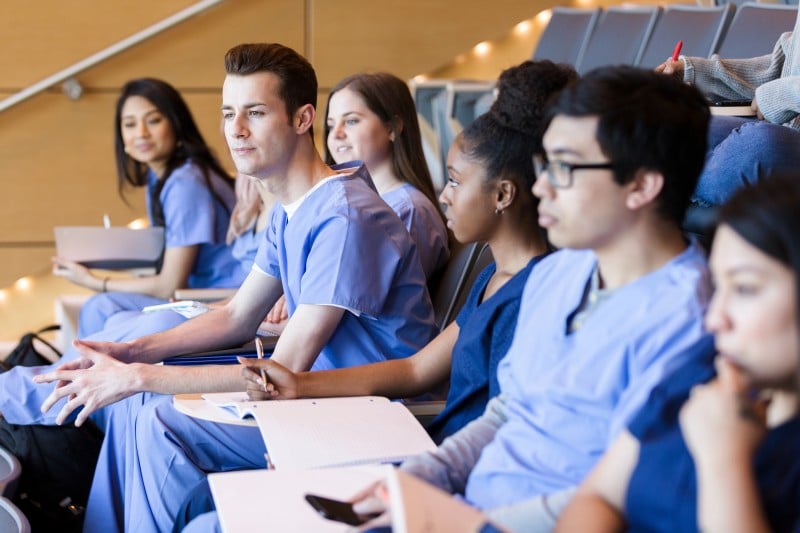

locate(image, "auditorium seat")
[[473, 91, 495, 118], [0, 498, 30, 533], [0, 447, 21, 499], [411, 80, 450, 191], [430, 240, 490, 331], [576, 5, 661, 74], [715, 3, 797, 59], [447, 81, 496, 133], [532, 7, 601, 66], [637, 4, 735, 69]]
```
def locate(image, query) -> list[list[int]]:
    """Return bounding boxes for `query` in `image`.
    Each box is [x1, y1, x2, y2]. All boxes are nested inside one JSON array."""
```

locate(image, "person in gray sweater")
[[658, 9, 800, 207]]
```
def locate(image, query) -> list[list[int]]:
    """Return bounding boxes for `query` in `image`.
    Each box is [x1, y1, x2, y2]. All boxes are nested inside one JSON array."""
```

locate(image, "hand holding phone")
[[305, 493, 369, 526]]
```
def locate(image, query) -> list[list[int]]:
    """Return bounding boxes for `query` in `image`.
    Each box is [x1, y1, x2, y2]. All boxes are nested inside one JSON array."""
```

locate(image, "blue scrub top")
[[146, 159, 243, 289], [381, 183, 449, 280], [254, 162, 437, 370], [626, 349, 800, 533], [427, 256, 541, 444], [230, 224, 264, 280], [465, 242, 712, 509]]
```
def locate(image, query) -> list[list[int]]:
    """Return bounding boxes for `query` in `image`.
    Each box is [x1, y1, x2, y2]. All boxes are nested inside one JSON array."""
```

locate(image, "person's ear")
[[494, 179, 517, 214], [389, 117, 404, 142], [625, 169, 664, 211], [294, 104, 316, 134]]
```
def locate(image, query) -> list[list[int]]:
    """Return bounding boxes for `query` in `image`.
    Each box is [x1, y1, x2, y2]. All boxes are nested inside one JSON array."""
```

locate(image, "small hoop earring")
[[494, 207, 503, 215]]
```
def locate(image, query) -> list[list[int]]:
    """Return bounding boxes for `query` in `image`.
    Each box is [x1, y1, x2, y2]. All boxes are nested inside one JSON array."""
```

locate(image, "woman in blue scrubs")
[[264, 72, 451, 326], [324, 72, 449, 278], [52, 78, 242, 336]]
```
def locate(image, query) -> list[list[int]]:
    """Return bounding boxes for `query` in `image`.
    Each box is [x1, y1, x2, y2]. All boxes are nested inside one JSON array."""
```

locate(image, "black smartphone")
[[709, 99, 752, 107], [305, 493, 367, 526]]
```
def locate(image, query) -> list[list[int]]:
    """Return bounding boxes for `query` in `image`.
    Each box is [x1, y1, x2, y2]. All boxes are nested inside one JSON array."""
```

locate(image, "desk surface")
[[173, 393, 257, 427]]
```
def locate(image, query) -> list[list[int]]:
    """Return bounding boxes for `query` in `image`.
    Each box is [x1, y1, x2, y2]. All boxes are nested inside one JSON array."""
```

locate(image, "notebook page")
[[201, 392, 252, 418], [209, 466, 388, 533], [244, 396, 436, 470]]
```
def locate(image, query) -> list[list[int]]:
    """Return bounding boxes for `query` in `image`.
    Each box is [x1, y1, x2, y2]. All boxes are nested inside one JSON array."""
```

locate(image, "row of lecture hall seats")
[[0, 447, 29, 533], [413, 1, 798, 194]]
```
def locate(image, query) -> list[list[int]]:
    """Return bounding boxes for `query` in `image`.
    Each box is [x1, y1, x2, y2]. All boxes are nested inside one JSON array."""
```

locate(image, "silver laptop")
[[54, 226, 165, 270]]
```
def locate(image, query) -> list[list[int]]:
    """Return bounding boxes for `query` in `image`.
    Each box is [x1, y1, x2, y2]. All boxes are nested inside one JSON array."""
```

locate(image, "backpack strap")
[[31, 325, 62, 359], [35, 324, 61, 336]]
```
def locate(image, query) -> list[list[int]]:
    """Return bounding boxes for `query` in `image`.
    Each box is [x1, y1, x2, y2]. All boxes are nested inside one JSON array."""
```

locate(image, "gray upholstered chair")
[[637, 4, 735, 69], [716, 3, 797, 59], [576, 5, 662, 74], [532, 7, 601, 66]]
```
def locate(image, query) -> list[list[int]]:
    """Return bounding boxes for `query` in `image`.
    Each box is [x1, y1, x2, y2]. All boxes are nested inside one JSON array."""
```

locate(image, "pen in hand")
[[671, 39, 683, 62], [255, 337, 268, 393]]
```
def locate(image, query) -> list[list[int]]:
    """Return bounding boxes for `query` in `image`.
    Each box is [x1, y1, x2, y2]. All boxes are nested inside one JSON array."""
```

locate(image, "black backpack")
[[0, 325, 103, 532], [1, 325, 61, 370]]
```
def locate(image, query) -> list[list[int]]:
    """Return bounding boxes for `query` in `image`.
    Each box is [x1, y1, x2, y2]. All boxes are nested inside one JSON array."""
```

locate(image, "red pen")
[[671, 40, 683, 62]]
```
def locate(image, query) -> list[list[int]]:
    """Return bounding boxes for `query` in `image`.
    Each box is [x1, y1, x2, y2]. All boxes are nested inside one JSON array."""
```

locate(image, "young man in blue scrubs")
[[33, 43, 437, 532], [396, 66, 716, 531]]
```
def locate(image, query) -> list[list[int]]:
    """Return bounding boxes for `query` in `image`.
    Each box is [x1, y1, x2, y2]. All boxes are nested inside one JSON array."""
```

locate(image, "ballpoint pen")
[[671, 39, 683, 62], [255, 337, 268, 393]]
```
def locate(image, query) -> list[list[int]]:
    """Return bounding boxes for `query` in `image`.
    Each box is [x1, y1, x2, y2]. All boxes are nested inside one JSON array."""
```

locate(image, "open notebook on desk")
[[198, 393, 437, 469], [54, 226, 164, 270], [209, 465, 489, 533]]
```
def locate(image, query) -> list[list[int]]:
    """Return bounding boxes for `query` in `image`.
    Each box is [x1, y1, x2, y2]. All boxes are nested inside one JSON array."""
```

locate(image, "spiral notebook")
[[200, 393, 437, 470]]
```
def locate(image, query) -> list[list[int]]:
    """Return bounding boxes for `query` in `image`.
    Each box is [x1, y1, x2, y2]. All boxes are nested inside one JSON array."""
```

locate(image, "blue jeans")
[[693, 116, 800, 206]]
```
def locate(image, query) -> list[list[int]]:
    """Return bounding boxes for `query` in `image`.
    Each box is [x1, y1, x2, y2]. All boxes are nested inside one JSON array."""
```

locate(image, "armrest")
[[403, 400, 446, 428], [173, 288, 238, 302]]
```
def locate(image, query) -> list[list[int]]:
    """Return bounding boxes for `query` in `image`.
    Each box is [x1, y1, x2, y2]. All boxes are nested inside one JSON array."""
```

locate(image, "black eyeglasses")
[[533, 154, 615, 189]]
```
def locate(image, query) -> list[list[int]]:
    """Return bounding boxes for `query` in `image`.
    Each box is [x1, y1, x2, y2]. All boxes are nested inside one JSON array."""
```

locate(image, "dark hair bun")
[[489, 60, 578, 137]]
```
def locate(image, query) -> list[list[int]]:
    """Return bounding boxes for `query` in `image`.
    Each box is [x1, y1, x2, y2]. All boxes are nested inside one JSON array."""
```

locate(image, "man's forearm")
[[129, 306, 258, 364], [134, 363, 246, 395]]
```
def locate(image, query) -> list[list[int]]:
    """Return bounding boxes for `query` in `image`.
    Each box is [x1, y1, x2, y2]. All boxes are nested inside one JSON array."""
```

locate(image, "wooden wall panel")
[[0, 249, 54, 289], [0, 0, 198, 87], [0, 0, 305, 89], [0, 93, 231, 236], [310, 0, 543, 88], [76, 0, 306, 87], [0, 92, 232, 286]]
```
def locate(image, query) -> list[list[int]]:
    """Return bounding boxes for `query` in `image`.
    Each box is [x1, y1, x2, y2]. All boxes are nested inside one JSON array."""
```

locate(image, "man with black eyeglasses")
[[374, 66, 718, 531]]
